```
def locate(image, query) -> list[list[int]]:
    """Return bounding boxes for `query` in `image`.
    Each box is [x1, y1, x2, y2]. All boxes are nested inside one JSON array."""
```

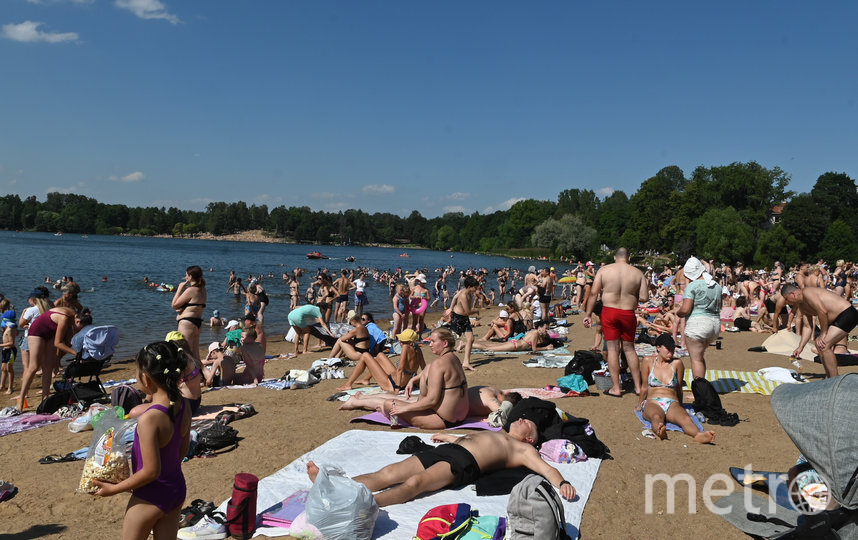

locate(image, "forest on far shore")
[[1, 162, 856, 266]]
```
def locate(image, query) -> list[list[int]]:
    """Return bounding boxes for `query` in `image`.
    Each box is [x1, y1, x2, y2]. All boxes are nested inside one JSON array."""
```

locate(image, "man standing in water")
[[583, 248, 648, 397]]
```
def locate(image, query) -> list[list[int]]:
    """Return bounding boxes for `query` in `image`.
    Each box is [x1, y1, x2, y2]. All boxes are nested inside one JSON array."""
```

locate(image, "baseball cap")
[[165, 331, 185, 343], [397, 329, 419, 342], [213, 309, 220, 317], [28, 289, 44, 299], [499, 310, 509, 318], [225, 320, 240, 330]]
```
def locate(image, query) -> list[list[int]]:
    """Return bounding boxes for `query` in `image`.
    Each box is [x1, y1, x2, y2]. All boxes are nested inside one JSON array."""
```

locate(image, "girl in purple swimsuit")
[[93, 341, 191, 539]]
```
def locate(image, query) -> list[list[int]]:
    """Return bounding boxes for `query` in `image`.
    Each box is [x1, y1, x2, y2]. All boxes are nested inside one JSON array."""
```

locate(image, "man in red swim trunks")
[[583, 248, 648, 397]]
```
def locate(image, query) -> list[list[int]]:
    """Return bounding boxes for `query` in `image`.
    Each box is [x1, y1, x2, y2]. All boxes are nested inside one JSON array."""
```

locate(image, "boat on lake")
[[306, 252, 329, 260]]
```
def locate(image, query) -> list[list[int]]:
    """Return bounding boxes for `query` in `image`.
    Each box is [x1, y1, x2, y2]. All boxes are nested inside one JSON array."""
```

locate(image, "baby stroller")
[[54, 325, 120, 409]]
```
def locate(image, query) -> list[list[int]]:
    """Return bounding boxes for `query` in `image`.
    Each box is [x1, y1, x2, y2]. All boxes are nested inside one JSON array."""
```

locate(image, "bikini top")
[[178, 302, 206, 310], [648, 360, 678, 389], [442, 379, 467, 395]]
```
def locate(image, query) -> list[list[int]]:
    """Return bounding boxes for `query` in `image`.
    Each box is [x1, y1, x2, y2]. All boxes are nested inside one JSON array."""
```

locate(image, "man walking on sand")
[[781, 284, 858, 378], [583, 248, 648, 397]]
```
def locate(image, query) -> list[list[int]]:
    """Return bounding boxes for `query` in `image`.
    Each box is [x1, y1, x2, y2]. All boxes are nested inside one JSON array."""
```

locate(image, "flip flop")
[[38, 453, 79, 464], [326, 391, 347, 402], [604, 390, 623, 398], [178, 499, 215, 528]]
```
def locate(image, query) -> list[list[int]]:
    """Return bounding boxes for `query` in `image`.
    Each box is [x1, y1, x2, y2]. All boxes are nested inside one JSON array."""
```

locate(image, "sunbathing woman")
[[330, 314, 373, 362], [336, 328, 425, 392], [338, 328, 468, 430], [472, 320, 555, 353], [636, 333, 715, 444]]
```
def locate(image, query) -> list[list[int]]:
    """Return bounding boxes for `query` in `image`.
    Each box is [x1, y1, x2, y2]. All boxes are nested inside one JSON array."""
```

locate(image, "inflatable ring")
[[410, 297, 428, 315], [646, 307, 659, 314]]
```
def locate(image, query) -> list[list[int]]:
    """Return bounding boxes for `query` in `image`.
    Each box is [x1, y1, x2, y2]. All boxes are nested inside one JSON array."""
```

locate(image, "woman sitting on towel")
[[636, 333, 715, 444], [472, 320, 555, 353], [336, 327, 425, 392]]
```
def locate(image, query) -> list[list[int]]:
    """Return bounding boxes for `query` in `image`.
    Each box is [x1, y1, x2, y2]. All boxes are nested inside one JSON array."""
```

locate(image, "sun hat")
[[225, 320, 240, 330], [683, 257, 705, 280], [397, 329, 419, 343], [206, 342, 222, 358], [499, 310, 509, 318], [165, 330, 185, 343]]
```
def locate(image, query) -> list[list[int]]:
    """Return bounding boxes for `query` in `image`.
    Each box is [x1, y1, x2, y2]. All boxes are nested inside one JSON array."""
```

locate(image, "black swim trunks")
[[449, 312, 473, 335], [832, 306, 858, 333], [415, 443, 481, 488]]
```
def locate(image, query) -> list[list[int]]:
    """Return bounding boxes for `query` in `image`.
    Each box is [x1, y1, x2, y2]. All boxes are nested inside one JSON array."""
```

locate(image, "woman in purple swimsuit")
[[93, 341, 191, 539]]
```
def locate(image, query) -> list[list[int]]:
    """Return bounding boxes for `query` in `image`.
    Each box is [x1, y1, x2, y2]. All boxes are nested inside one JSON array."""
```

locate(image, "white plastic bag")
[[305, 464, 378, 540]]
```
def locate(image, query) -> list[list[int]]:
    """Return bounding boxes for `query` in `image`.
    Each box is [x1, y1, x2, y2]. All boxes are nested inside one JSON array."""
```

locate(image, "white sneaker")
[[177, 512, 227, 539]]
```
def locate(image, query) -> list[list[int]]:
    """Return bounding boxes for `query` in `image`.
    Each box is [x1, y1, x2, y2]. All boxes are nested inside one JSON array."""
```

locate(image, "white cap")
[[499, 310, 509, 318], [225, 320, 240, 330]]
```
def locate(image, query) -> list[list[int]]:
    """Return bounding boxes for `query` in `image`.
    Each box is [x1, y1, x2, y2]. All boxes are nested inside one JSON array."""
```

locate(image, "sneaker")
[[177, 511, 227, 539]]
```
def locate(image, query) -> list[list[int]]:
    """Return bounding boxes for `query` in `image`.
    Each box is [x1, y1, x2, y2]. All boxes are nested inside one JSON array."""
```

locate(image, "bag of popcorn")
[[78, 409, 133, 494]]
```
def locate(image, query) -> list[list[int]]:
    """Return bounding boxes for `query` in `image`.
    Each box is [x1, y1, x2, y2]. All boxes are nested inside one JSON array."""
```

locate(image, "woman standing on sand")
[[172, 265, 207, 362]]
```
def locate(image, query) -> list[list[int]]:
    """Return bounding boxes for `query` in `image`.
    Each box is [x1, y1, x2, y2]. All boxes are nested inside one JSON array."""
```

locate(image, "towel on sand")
[[350, 411, 499, 431], [634, 405, 704, 433], [214, 429, 601, 539]]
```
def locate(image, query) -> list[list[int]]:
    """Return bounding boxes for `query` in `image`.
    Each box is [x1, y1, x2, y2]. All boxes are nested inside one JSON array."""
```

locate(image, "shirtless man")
[[333, 269, 353, 323], [234, 328, 266, 384], [306, 418, 575, 507], [583, 248, 648, 397], [781, 284, 858, 378], [447, 276, 480, 371]]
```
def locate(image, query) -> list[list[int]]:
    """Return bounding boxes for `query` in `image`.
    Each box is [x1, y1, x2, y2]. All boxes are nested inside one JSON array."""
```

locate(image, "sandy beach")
[[1, 306, 854, 539]]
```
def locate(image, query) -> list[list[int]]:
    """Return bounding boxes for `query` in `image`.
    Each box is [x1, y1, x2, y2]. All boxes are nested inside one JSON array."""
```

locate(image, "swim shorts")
[[415, 443, 481, 488], [449, 312, 473, 336], [600, 306, 636, 342], [832, 306, 858, 333], [1, 347, 15, 365], [336, 294, 348, 303]]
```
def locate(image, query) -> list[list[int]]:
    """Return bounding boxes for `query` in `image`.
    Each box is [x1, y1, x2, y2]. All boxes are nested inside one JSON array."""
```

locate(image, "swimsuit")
[[178, 317, 203, 328], [1, 347, 15, 365], [131, 400, 187, 513], [832, 306, 858, 333], [647, 361, 679, 414], [415, 443, 481, 488], [351, 335, 370, 354], [648, 396, 678, 415], [449, 312, 472, 335], [537, 285, 550, 304], [600, 306, 636, 342], [27, 310, 71, 339], [429, 379, 467, 428]]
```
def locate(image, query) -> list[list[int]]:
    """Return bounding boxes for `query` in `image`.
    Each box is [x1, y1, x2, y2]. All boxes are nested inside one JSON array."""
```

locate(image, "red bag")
[[226, 472, 258, 539], [414, 503, 474, 540]]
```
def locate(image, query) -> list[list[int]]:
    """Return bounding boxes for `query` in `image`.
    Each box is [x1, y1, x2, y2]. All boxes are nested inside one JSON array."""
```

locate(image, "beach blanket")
[[0, 413, 67, 437], [760, 330, 816, 361], [506, 387, 576, 400], [214, 430, 600, 539], [102, 378, 137, 389], [681, 369, 797, 395], [473, 346, 571, 356], [522, 355, 573, 368], [331, 386, 389, 402], [350, 412, 499, 431], [634, 405, 704, 433]]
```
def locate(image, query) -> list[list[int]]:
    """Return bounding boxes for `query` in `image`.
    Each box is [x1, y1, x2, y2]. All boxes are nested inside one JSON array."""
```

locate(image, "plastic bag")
[[78, 408, 133, 494], [305, 464, 378, 540]]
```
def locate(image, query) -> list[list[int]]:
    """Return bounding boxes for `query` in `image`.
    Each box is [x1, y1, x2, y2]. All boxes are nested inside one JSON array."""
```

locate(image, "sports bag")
[[564, 350, 603, 385], [413, 503, 475, 540], [194, 423, 239, 456], [507, 474, 571, 540], [691, 377, 739, 426]]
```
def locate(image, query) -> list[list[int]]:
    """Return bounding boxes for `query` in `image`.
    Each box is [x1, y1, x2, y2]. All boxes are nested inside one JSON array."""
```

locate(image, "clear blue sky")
[[2, 1, 856, 217]]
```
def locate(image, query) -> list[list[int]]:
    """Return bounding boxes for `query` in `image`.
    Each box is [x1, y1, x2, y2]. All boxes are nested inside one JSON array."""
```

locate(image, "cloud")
[[442, 205, 466, 213], [484, 197, 525, 213], [446, 192, 470, 201], [1, 21, 79, 43], [362, 184, 394, 194], [46, 182, 84, 194], [114, 0, 180, 24], [596, 187, 615, 197], [108, 171, 145, 182]]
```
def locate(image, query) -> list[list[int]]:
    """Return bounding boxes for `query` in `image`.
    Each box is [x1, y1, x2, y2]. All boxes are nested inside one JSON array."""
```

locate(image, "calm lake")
[[0, 231, 551, 363]]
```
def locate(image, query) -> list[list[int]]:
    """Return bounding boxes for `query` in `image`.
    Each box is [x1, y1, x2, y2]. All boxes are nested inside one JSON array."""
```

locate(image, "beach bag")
[[226, 472, 258, 539], [413, 503, 475, 540], [77, 409, 132, 494], [691, 377, 739, 426], [460, 515, 506, 540], [110, 384, 144, 412], [564, 350, 602, 385], [305, 464, 378, 540], [543, 417, 610, 459], [195, 423, 239, 456], [37, 389, 73, 415], [506, 474, 571, 540]]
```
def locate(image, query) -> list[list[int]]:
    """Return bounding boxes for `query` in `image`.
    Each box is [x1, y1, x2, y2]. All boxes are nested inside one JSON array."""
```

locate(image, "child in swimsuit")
[[91, 340, 191, 539]]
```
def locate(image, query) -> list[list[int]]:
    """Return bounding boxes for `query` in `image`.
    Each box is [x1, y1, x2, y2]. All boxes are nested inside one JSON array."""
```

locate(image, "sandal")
[[0, 481, 18, 503], [178, 499, 215, 528], [38, 452, 79, 464]]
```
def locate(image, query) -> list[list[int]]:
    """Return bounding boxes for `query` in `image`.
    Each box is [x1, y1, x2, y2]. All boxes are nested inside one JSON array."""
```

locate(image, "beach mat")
[[506, 387, 575, 399], [681, 369, 790, 395], [473, 346, 571, 356], [350, 411, 500, 431], [713, 491, 799, 538], [634, 405, 704, 433], [0, 413, 67, 438], [214, 429, 601, 538], [761, 330, 816, 361]]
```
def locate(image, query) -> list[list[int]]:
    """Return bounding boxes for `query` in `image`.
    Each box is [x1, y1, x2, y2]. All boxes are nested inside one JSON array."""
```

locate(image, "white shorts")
[[684, 316, 720, 343]]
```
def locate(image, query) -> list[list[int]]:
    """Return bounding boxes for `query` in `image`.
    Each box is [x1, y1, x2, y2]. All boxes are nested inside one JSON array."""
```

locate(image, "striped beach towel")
[[681, 369, 797, 396]]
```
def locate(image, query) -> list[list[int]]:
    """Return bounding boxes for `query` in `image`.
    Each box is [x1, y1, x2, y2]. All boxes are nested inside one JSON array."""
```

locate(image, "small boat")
[[345, 256, 356, 262], [54, 232, 63, 236], [306, 252, 329, 260], [399, 253, 409, 258]]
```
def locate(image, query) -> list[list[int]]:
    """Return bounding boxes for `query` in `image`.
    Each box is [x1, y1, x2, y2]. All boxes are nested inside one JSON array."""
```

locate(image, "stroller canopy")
[[772, 373, 858, 510], [79, 325, 120, 361]]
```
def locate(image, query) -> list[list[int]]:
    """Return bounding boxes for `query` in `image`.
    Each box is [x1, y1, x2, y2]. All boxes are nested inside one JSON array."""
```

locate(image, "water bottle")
[[695, 412, 706, 424]]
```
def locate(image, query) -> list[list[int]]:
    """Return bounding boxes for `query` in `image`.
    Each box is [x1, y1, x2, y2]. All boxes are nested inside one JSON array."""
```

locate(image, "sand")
[[0, 306, 854, 539]]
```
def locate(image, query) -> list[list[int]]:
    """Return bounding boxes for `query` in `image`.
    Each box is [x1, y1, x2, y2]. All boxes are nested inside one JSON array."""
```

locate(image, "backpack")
[[110, 384, 144, 412], [413, 503, 475, 540], [564, 350, 603, 385], [195, 423, 239, 456], [37, 389, 73, 415], [506, 474, 571, 540], [460, 515, 506, 540], [691, 377, 739, 426]]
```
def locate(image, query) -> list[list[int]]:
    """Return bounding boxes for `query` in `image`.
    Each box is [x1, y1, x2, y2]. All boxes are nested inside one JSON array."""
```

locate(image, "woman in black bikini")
[[336, 327, 425, 392], [330, 314, 374, 362], [171, 265, 207, 362]]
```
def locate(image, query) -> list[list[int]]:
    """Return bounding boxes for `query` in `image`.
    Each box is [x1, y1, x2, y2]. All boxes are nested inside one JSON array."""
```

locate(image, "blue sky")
[[2, 1, 856, 218]]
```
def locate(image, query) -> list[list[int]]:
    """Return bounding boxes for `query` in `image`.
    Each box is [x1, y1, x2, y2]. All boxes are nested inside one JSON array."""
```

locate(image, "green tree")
[[531, 215, 597, 259], [555, 188, 599, 227], [810, 172, 858, 230], [497, 199, 556, 248], [818, 219, 858, 263], [695, 207, 754, 263], [629, 166, 687, 251], [434, 225, 458, 250], [754, 225, 804, 267], [779, 193, 828, 260], [597, 190, 630, 247]]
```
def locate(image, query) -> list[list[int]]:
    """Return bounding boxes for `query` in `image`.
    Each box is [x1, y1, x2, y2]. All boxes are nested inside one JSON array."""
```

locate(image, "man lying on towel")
[[307, 418, 576, 507]]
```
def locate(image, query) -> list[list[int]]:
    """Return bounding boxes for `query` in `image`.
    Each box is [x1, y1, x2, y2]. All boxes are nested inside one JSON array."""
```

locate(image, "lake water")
[[0, 231, 549, 363]]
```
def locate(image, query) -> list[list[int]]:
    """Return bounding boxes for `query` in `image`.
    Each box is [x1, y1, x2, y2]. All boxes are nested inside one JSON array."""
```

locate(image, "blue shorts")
[[19, 336, 28, 352]]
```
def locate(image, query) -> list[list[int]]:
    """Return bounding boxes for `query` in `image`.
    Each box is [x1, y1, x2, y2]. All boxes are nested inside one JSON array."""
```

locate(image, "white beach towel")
[[215, 429, 601, 539]]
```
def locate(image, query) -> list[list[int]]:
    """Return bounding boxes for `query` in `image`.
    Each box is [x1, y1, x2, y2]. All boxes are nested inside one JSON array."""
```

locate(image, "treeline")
[[1, 162, 856, 266]]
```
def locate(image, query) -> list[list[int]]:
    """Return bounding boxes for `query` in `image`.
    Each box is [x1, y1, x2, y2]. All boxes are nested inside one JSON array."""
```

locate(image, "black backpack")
[[564, 350, 603, 385], [543, 417, 611, 460], [691, 377, 739, 426], [37, 390, 73, 415], [195, 423, 239, 456]]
